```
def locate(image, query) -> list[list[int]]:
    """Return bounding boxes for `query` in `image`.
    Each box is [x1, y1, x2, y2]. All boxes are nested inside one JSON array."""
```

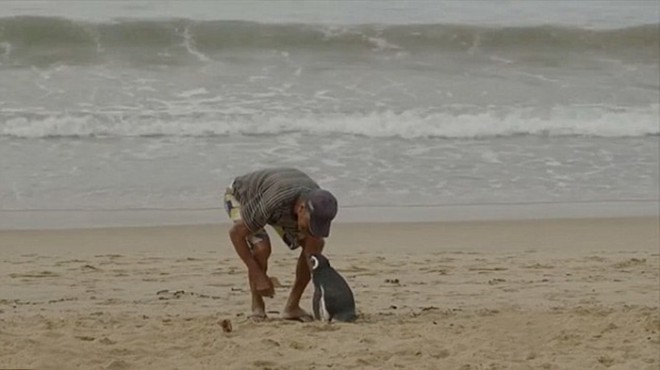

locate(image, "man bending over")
[[224, 167, 338, 321]]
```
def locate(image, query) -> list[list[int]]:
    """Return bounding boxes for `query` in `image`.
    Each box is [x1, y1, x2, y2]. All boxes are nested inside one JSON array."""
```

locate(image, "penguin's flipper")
[[323, 277, 356, 322], [321, 285, 341, 312], [312, 287, 321, 320]]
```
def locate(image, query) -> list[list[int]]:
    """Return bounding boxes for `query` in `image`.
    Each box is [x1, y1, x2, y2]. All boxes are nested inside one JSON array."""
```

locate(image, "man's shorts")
[[224, 183, 300, 250]]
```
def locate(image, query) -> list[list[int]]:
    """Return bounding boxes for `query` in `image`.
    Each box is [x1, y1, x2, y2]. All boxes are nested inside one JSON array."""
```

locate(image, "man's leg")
[[249, 237, 271, 319], [282, 236, 324, 320], [224, 187, 272, 319]]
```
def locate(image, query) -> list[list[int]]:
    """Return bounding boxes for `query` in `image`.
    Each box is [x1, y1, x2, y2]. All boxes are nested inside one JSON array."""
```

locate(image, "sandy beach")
[[2, 2, 658, 369], [0, 217, 658, 370]]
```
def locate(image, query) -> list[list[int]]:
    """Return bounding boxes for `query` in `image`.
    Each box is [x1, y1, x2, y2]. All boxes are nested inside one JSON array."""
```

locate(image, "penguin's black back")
[[313, 265, 357, 322]]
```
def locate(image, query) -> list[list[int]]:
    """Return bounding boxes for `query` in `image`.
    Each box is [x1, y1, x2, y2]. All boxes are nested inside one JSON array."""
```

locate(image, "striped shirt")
[[231, 167, 320, 234]]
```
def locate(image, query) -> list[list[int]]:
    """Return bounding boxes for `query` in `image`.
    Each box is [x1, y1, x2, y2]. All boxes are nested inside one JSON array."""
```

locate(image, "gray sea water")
[[1, 1, 658, 228]]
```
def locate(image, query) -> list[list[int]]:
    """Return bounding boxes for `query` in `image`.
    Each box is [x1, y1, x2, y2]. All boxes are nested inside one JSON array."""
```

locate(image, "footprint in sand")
[[612, 258, 646, 269], [431, 349, 451, 359], [9, 271, 60, 278], [488, 278, 506, 285], [421, 267, 449, 274], [96, 254, 124, 259], [99, 337, 116, 345], [261, 338, 280, 347], [105, 359, 130, 370], [80, 264, 101, 272], [252, 360, 278, 368], [468, 267, 507, 272], [597, 355, 616, 367], [54, 259, 89, 266], [75, 335, 95, 341], [525, 263, 555, 269]]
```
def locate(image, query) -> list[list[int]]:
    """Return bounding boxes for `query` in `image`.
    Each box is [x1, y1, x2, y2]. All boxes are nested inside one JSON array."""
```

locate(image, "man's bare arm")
[[229, 221, 260, 270], [303, 236, 325, 268]]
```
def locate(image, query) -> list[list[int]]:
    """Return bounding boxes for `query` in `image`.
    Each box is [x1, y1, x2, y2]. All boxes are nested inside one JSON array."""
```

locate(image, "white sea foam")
[[1, 105, 657, 139], [176, 88, 209, 98], [180, 26, 211, 63]]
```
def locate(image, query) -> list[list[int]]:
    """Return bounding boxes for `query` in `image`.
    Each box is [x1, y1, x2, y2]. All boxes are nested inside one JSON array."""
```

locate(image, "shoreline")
[[0, 199, 657, 231], [1, 216, 657, 256]]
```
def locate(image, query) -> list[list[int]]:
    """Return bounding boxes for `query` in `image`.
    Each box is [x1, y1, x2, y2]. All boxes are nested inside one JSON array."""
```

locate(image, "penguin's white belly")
[[320, 286, 330, 321]]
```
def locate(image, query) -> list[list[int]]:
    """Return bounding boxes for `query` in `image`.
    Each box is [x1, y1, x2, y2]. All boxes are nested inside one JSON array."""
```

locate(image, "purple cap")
[[304, 189, 338, 238]]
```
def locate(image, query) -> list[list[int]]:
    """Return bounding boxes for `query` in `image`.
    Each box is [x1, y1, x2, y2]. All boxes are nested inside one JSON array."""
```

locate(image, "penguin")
[[309, 253, 357, 323]]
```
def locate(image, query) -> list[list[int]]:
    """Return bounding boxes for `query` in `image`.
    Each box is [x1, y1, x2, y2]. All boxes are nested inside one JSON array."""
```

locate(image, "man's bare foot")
[[282, 306, 313, 322], [248, 311, 268, 322], [250, 287, 267, 321]]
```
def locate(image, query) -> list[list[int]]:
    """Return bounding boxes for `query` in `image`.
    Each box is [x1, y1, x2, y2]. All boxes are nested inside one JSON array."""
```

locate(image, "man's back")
[[232, 167, 320, 232], [233, 167, 319, 204]]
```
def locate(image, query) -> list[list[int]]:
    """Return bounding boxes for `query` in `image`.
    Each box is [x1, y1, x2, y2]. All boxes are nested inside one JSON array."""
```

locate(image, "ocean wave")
[[1, 105, 658, 139], [0, 16, 657, 66]]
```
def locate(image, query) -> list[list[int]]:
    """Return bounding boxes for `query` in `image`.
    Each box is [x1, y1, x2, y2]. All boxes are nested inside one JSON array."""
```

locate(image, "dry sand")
[[1, 217, 658, 369]]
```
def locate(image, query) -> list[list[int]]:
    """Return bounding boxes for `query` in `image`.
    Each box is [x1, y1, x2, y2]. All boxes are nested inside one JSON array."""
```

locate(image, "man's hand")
[[249, 269, 275, 297]]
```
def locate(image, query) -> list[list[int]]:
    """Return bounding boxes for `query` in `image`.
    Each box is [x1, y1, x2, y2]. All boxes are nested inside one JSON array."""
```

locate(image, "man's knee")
[[253, 241, 271, 254], [251, 239, 272, 262], [246, 228, 269, 249]]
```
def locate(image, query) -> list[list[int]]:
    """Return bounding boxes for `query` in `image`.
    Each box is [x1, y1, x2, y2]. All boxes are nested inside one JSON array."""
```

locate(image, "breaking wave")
[[0, 16, 657, 66]]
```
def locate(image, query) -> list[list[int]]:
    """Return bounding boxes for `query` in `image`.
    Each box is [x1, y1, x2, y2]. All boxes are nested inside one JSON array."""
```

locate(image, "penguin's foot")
[[282, 307, 313, 322]]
